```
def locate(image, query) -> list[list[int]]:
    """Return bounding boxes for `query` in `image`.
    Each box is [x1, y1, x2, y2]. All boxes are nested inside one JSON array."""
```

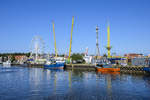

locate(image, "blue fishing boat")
[[44, 58, 65, 69], [143, 67, 150, 72], [44, 62, 65, 69]]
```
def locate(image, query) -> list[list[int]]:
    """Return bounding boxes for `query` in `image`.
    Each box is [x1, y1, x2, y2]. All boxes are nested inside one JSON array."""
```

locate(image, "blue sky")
[[0, 0, 150, 55]]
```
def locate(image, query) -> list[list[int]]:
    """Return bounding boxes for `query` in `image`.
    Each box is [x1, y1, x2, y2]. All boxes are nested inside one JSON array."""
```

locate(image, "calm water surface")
[[0, 65, 150, 100]]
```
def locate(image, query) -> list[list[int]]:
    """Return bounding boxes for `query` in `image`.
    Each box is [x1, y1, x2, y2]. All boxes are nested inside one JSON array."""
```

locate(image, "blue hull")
[[44, 63, 65, 69], [143, 67, 150, 72]]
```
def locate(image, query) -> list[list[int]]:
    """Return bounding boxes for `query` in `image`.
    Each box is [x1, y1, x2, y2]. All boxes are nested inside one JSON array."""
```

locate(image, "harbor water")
[[0, 65, 150, 100]]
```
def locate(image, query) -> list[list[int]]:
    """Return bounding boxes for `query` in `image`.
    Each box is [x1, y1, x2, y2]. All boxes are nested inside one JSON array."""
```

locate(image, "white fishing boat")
[[44, 60, 65, 69], [3, 60, 11, 67]]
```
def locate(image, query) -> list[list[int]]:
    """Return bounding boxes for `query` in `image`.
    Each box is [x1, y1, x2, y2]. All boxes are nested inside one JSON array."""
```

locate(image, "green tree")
[[103, 54, 107, 58], [10, 55, 16, 62], [71, 53, 84, 63]]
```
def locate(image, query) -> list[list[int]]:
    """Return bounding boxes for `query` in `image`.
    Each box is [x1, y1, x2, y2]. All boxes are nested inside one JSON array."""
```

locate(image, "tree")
[[10, 55, 16, 62], [103, 54, 107, 58], [71, 53, 84, 63]]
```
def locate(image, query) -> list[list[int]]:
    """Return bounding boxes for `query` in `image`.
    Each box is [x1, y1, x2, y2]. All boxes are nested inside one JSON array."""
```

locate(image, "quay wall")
[[65, 64, 150, 73], [18, 63, 150, 73], [64, 64, 95, 71]]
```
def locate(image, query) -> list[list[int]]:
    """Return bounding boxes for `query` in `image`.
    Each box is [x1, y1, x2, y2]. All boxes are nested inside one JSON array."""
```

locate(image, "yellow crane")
[[52, 21, 58, 57], [68, 16, 74, 60], [106, 23, 112, 58]]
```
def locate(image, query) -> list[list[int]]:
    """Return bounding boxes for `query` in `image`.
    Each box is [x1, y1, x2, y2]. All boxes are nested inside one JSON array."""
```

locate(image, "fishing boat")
[[44, 62, 65, 69], [3, 60, 11, 67], [96, 67, 120, 72], [44, 59, 65, 69], [96, 64, 120, 72], [143, 67, 150, 72]]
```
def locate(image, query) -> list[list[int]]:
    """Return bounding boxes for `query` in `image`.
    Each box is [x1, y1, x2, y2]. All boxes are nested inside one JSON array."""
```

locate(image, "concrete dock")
[[118, 66, 147, 74], [64, 64, 96, 71], [19, 63, 150, 74], [65, 64, 150, 74]]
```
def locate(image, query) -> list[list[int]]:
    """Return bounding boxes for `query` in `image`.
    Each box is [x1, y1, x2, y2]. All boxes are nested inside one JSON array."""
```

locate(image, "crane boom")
[[52, 21, 58, 57], [68, 16, 74, 60], [106, 23, 111, 58]]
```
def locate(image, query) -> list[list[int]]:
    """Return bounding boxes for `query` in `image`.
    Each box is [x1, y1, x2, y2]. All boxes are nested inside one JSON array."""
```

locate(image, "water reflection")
[[0, 65, 150, 100], [106, 75, 112, 100], [143, 75, 150, 87], [69, 71, 72, 88]]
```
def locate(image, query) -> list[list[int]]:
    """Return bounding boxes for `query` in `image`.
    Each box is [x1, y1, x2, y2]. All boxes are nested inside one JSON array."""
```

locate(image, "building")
[[131, 58, 150, 66], [14, 55, 28, 64], [124, 53, 143, 59], [124, 53, 143, 65]]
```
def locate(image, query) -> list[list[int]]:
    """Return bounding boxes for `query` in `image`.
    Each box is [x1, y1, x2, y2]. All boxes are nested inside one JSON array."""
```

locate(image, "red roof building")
[[124, 53, 143, 59]]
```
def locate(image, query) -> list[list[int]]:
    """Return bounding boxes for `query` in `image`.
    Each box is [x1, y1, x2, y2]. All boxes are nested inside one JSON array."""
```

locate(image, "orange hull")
[[96, 67, 120, 72]]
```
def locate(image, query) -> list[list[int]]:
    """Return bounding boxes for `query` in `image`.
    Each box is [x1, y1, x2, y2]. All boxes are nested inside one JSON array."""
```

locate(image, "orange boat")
[[95, 63, 120, 72], [96, 67, 120, 72]]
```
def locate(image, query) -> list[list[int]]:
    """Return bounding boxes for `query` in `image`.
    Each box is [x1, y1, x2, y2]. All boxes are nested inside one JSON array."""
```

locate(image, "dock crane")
[[51, 17, 74, 60], [52, 21, 58, 57], [106, 23, 112, 58], [68, 16, 74, 60]]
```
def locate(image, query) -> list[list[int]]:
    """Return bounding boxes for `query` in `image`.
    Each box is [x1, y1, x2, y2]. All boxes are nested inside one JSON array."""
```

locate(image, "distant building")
[[124, 53, 143, 59], [131, 58, 150, 66], [14, 55, 28, 64]]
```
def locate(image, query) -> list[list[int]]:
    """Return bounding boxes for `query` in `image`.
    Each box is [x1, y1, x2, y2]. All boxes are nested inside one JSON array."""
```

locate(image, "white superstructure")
[[3, 60, 11, 67], [83, 47, 93, 64], [83, 55, 93, 64]]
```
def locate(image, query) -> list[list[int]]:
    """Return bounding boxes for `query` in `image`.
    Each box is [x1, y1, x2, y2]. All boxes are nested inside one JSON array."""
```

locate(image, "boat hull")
[[143, 67, 150, 72], [96, 67, 120, 72], [44, 63, 64, 69], [3, 63, 11, 67]]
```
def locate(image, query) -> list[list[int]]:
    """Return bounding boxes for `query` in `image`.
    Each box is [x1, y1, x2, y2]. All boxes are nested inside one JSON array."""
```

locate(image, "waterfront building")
[[124, 53, 143, 59], [124, 53, 143, 65], [131, 57, 150, 66], [14, 55, 28, 64]]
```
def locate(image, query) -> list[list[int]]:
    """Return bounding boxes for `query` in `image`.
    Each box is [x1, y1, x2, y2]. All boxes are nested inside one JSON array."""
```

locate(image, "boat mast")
[[96, 25, 100, 58]]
